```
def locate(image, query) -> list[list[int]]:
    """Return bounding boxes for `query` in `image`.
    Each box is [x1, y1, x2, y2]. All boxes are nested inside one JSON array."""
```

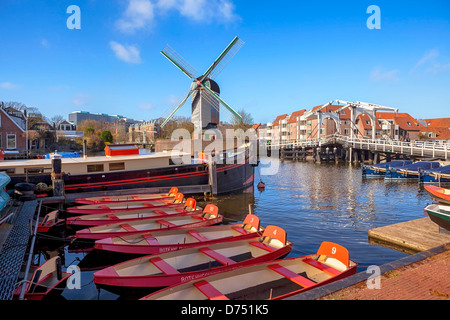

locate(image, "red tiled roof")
[[423, 118, 450, 128], [356, 114, 382, 130], [273, 114, 288, 125], [288, 109, 306, 123]]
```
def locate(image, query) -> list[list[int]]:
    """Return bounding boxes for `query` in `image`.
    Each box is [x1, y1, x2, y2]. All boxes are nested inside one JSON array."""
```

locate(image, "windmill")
[[160, 36, 244, 130]]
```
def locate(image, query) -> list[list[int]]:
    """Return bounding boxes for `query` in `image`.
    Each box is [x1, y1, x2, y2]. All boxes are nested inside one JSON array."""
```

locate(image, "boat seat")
[[106, 214, 119, 220], [120, 224, 138, 232], [143, 234, 159, 245], [152, 210, 168, 216], [302, 257, 341, 276], [132, 196, 142, 200], [199, 247, 236, 266], [231, 226, 250, 235], [150, 257, 180, 275], [168, 187, 178, 196], [194, 280, 229, 300], [268, 264, 316, 288], [187, 230, 209, 242], [202, 204, 218, 219], [143, 202, 155, 207], [156, 220, 177, 228], [249, 241, 275, 252]]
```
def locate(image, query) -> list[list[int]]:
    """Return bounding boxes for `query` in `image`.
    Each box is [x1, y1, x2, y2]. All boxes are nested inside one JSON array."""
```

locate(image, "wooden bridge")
[[266, 134, 450, 163]]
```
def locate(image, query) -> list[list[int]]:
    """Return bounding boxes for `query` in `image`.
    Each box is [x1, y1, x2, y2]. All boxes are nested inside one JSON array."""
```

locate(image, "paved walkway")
[[319, 248, 450, 300]]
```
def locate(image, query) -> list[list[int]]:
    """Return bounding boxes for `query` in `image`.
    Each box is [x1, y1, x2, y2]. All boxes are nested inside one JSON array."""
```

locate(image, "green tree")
[[101, 130, 113, 143]]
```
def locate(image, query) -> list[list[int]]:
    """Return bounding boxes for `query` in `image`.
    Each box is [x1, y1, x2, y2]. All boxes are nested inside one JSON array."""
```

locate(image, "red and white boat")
[[74, 187, 179, 204], [141, 241, 357, 300], [14, 256, 72, 300], [93, 225, 292, 295], [424, 185, 450, 205], [94, 214, 263, 255], [66, 198, 199, 227], [67, 192, 186, 214], [37, 210, 64, 233], [75, 204, 223, 240]]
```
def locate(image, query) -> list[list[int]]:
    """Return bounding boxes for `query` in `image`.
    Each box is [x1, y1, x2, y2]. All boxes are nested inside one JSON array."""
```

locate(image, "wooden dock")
[[369, 217, 450, 254]]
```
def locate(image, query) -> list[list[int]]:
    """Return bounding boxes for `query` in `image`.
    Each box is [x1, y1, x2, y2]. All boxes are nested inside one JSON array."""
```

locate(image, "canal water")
[[53, 159, 433, 300]]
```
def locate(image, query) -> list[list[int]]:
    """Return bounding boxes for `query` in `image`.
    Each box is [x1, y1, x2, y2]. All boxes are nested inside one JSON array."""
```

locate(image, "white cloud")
[[73, 93, 92, 106], [110, 41, 142, 64], [116, 0, 155, 33], [115, 0, 240, 33], [138, 102, 154, 110], [410, 48, 439, 73], [370, 67, 399, 82], [0, 81, 19, 89]]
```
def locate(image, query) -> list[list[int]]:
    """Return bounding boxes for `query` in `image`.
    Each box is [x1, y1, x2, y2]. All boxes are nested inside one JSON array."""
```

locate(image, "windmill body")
[[191, 78, 220, 129]]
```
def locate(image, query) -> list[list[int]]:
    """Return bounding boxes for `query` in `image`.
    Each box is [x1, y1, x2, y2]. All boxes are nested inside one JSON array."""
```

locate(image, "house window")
[[87, 164, 104, 172], [7, 134, 16, 149], [365, 120, 370, 125], [407, 121, 411, 126], [109, 162, 125, 171], [344, 128, 349, 135]]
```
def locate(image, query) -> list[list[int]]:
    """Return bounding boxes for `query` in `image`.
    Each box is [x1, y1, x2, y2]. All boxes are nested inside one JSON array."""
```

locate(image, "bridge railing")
[[266, 134, 449, 160]]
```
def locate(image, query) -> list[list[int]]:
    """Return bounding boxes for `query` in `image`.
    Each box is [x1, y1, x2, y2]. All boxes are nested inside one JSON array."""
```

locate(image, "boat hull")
[[424, 185, 450, 205], [75, 215, 224, 240], [425, 204, 450, 231], [7, 158, 255, 196], [93, 240, 293, 296]]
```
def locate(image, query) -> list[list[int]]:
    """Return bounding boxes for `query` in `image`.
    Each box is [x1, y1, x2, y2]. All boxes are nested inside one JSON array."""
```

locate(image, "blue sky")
[[0, 0, 449, 124]]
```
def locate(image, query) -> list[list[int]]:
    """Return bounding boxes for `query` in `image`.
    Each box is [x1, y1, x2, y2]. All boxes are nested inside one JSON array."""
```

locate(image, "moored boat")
[[66, 198, 199, 227], [37, 210, 64, 233], [140, 241, 357, 300], [76, 214, 264, 270], [420, 164, 450, 184], [0, 146, 255, 196], [75, 204, 223, 240], [424, 203, 450, 231], [74, 187, 179, 204], [67, 192, 185, 214], [424, 185, 450, 205], [385, 161, 441, 181], [362, 160, 412, 177], [13, 256, 71, 300], [94, 214, 263, 255], [93, 225, 292, 296]]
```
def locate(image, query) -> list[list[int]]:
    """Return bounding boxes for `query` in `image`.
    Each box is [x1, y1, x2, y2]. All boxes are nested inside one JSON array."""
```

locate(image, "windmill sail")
[[159, 37, 243, 129]]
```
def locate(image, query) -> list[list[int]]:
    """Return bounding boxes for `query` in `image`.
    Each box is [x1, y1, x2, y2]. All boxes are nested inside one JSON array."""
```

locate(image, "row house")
[[265, 104, 432, 143], [0, 105, 27, 153]]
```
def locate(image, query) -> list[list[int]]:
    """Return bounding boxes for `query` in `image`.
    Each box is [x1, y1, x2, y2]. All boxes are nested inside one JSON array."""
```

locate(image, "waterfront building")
[[0, 104, 26, 153]]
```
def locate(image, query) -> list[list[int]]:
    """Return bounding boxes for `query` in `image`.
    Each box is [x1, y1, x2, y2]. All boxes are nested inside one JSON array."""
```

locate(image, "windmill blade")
[[200, 37, 244, 81], [160, 87, 196, 128], [200, 83, 242, 120], [161, 45, 198, 80]]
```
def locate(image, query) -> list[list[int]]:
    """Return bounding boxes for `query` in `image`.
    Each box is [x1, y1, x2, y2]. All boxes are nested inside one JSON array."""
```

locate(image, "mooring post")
[[51, 153, 65, 211], [208, 160, 217, 196]]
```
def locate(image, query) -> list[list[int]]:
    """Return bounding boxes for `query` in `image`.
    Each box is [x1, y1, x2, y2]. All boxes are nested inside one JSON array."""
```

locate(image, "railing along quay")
[[266, 135, 449, 161]]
